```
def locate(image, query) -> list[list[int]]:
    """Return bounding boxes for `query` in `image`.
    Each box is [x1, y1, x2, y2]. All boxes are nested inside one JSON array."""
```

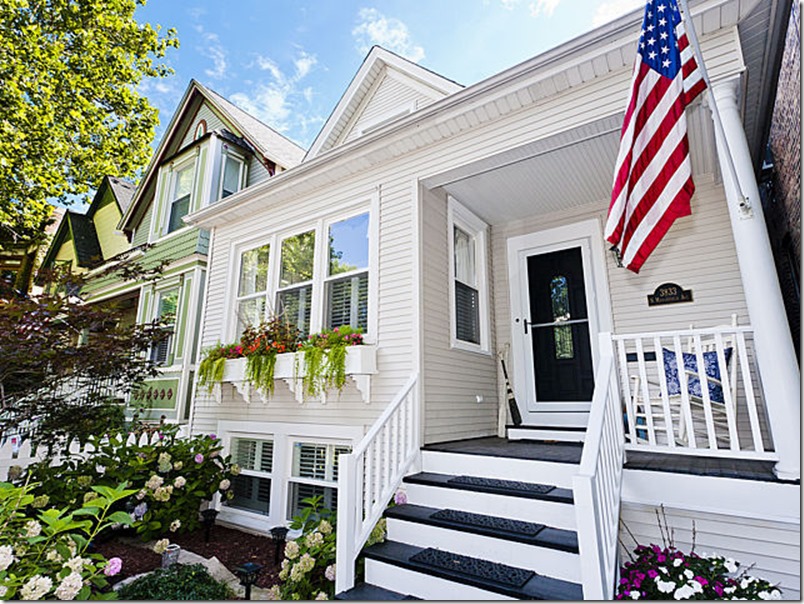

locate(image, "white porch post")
[[710, 78, 800, 480]]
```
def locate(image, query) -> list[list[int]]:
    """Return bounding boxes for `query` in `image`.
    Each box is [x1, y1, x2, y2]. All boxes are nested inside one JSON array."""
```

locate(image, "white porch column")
[[710, 78, 800, 480]]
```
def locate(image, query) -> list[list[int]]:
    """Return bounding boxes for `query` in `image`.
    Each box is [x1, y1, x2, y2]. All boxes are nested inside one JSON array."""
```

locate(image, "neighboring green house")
[[79, 80, 305, 422]]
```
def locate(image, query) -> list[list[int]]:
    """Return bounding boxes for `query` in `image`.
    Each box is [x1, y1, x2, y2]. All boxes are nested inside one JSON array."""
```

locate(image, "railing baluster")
[[714, 331, 739, 450], [673, 334, 697, 449], [736, 331, 764, 452], [635, 338, 657, 445], [653, 336, 676, 446]]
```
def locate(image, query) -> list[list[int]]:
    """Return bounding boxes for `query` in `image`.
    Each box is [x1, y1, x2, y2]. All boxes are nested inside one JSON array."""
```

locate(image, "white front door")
[[507, 219, 613, 415]]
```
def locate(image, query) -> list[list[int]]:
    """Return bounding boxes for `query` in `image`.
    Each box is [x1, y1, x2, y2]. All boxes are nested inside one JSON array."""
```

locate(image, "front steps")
[[508, 402, 591, 443], [337, 438, 585, 600]]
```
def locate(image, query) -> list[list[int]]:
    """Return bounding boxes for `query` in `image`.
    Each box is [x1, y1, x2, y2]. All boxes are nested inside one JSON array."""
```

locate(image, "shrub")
[[0, 480, 136, 600], [116, 563, 235, 600], [24, 425, 239, 541]]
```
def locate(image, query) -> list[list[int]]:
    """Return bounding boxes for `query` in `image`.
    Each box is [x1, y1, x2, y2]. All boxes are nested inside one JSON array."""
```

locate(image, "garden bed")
[[95, 525, 282, 589]]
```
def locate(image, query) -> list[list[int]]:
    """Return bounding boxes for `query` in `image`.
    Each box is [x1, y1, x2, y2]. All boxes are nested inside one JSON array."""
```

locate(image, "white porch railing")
[[573, 333, 625, 600], [335, 373, 420, 594], [613, 324, 774, 458]]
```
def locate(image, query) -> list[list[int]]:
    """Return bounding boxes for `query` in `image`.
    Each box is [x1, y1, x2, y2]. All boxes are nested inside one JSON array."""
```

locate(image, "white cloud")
[[229, 49, 323, 145], [529, 0, 561, 17], [352, 8, 425, 62], [592, 0, 643, 26], [499, 0, 521, 9], [194, 27, 228, 80]]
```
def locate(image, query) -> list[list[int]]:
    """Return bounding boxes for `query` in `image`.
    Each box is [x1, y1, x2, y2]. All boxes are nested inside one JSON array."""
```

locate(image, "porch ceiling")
[[426, 104, 716, 227]]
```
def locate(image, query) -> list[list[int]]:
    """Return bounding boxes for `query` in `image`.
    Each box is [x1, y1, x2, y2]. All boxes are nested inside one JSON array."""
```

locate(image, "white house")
[[185, 0, 800, 598]]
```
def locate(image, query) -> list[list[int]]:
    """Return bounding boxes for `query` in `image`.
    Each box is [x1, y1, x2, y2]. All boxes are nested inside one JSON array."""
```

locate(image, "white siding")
[[421, 187, 499, 444], [342, 70, 438, 144], [621, 502, 800, 599], [180, 102, 227, 149]]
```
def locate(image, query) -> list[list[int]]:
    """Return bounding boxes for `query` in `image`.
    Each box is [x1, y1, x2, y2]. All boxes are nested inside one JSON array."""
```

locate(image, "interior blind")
[[326, 272, 368, 331], [455, 281, 480, 344]]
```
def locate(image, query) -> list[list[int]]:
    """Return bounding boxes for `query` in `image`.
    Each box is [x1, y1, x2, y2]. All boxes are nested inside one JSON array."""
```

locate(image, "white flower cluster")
[[54, 572, 83, 601], [0, 545, 15, 571], [20, 574, 52, 600]]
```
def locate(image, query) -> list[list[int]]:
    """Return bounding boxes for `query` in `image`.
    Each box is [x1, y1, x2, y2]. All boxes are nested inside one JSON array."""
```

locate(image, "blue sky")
[[135, 0, 643, 150]]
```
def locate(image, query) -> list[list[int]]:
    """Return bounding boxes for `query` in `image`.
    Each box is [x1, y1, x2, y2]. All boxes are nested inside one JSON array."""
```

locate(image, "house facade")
[[46, 81, 304, 423], [185, 0, 800, 599]]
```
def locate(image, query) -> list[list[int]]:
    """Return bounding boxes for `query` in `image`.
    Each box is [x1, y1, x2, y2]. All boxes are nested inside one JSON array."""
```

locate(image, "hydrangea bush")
[[268, 495, 337, 601], [0, 481, 135, 600], [617, 544, 783, 600], [22, 425, 239, 541]]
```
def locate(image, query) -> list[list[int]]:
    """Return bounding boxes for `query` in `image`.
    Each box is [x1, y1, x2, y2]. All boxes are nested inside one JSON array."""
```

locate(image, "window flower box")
[[216, 345, 377, 404]]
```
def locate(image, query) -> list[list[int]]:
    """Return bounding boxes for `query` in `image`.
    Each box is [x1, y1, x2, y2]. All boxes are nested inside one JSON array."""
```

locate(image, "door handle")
[[515, 318, 530, 334]]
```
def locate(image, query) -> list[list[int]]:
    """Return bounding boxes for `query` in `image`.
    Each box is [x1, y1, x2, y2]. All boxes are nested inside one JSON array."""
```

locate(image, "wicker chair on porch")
[[629, 315, 739, 448]]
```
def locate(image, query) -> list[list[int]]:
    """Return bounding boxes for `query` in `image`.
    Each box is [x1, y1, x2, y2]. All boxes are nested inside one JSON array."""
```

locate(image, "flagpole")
[[677, 0, 752, 217]]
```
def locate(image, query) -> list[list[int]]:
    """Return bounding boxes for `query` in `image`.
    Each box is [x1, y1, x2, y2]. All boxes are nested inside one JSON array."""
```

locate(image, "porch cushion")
[[661, 347, 733, 404]]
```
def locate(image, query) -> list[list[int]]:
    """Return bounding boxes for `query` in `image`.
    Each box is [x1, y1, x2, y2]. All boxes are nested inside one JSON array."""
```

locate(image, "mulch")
[[94, 525, 283, 589]]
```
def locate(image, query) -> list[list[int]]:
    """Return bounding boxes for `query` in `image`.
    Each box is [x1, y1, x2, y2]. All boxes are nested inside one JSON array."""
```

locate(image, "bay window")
[[150, 289, 178, 365], [167, 164, 194, 234], [219, 149, 246, 200]]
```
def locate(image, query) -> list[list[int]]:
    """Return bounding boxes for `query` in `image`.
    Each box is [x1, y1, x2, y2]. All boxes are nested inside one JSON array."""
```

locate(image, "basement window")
[[287, 441, 351, 519]]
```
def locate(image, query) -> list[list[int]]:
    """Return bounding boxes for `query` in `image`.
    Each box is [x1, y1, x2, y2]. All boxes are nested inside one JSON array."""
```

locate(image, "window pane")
[[454, 226, 476, 286], [276, 285, 312, 335], [238, 245, 270, 296], [554, 325, 574, 359], [280, 231, 315, 287], [168, 196, 190, 233], [455, 281, 480, 344], [232, 438, 273, 473], [326, 272, 368, 331], [292, 443, 327, 480], [237, 298, 266, 335], [158, 290, 179, 321], [228, 475, 271, 515], [221, 155, 241, 199], [329, 213, 369, 275], [173, 165, 193, 200], [550, 276, 571, 321], [287, 483, 338, 519]]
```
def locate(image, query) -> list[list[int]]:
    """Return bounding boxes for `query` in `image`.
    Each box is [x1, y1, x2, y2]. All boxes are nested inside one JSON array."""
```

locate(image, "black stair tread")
[[404, 471, 573, 504], [335, 582, 419, 600], [385, 503, 579, 553], [364, 540, 583, 600], [507, 424, 586, 431]]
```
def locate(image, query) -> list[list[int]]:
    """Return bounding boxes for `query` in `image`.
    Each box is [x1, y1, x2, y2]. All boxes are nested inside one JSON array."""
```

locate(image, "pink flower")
[[195, 453, 204, 463], [208, 433, 217, 440], [394, 490, 407, 505], [104, 557, 122, 577]]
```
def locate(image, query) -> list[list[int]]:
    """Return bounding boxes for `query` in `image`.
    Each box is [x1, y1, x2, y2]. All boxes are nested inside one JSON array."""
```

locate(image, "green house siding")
[[93, 190, 128, 259], [197, 229, 210, 255], [132, 200, 153, 247]]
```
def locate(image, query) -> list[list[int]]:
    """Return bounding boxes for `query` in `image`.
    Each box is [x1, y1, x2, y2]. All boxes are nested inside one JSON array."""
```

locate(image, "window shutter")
[[294, 443, 327, 480], [233, 439, 257, 470], [259, 440, 273, 473], [276, 286, 312, 335], [455, 281, 480, 344], [326, 273, 368, 331]]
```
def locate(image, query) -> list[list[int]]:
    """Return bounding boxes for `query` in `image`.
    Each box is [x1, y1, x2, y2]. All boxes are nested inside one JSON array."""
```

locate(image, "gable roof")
[[305, 46, 463, 160], [119, 80, 306, 233], [105, 177, 136, 215], [40, 211, 102, 271]]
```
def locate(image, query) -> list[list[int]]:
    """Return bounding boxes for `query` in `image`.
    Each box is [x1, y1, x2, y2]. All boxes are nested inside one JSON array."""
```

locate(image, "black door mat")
[[429, 508, 546, 537], [447, 475, 555, 495], [409, 548, 535, 589]]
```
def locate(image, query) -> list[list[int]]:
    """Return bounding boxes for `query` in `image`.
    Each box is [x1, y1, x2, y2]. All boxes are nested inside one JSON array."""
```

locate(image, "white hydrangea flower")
[[0, 545, 15, 571], [219, 479, 231, 491], [173, 476, 186, 488], [290, 564, 304, 582], [325, 563, 336, 582], [20, 575, 53, 600], [318, 520, 332, 535], [153, 538, 170, 554], [145, 475, 164, 490], [64, 557, 87, 573], [24, 520, 42, 537], [305, 531, 323, 548], [265, 585, 281, 600], [284, 540, 300, 560], [315, 591, 328, 600], [54, 572, 83, 601], [46, 549, 63, 563]]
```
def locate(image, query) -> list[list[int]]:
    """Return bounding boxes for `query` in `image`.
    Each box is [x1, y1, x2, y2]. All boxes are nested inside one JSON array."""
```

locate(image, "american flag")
[[605, 0, 706, 273]]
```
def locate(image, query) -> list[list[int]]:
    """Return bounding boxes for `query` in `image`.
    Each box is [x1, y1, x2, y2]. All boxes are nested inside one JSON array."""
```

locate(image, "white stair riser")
[[522, 413, 590, 427], [421, 451, 577, 488], [507, 428, 585, 442], [404, 483, 576, 530], [365, 558, 515, 600], [386, 518, 580, 582]]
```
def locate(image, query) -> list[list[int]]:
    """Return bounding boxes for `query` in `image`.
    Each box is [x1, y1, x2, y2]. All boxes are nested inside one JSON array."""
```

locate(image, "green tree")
[[0, 0, 178, 239]]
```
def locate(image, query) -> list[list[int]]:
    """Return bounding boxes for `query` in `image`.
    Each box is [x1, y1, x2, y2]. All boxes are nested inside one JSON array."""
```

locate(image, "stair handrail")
[[573, 333, 625, 599], [335, 372, 420, 594]]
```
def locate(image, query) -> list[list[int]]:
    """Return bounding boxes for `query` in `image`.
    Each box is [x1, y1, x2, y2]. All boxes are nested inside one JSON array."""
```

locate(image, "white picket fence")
[[0, 426, 190, 482]]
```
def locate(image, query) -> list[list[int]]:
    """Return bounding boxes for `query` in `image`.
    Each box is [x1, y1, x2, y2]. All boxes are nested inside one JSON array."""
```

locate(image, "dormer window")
[[219, 148, 246, 200], [167, 163, 194, 233]]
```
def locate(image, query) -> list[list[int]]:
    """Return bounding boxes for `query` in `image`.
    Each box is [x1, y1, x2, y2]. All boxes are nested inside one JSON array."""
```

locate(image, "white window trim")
[[226, 435, 274, 517], [149, 283, 182, 369], [224, 198, 378, 344], [161, 153, 198, 238], [233, 242, 273, 340], [448, 196, 491, 354], [216, 420, 362, 530], [286, 438, 352, 518], [217, 145, 248, 201]]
